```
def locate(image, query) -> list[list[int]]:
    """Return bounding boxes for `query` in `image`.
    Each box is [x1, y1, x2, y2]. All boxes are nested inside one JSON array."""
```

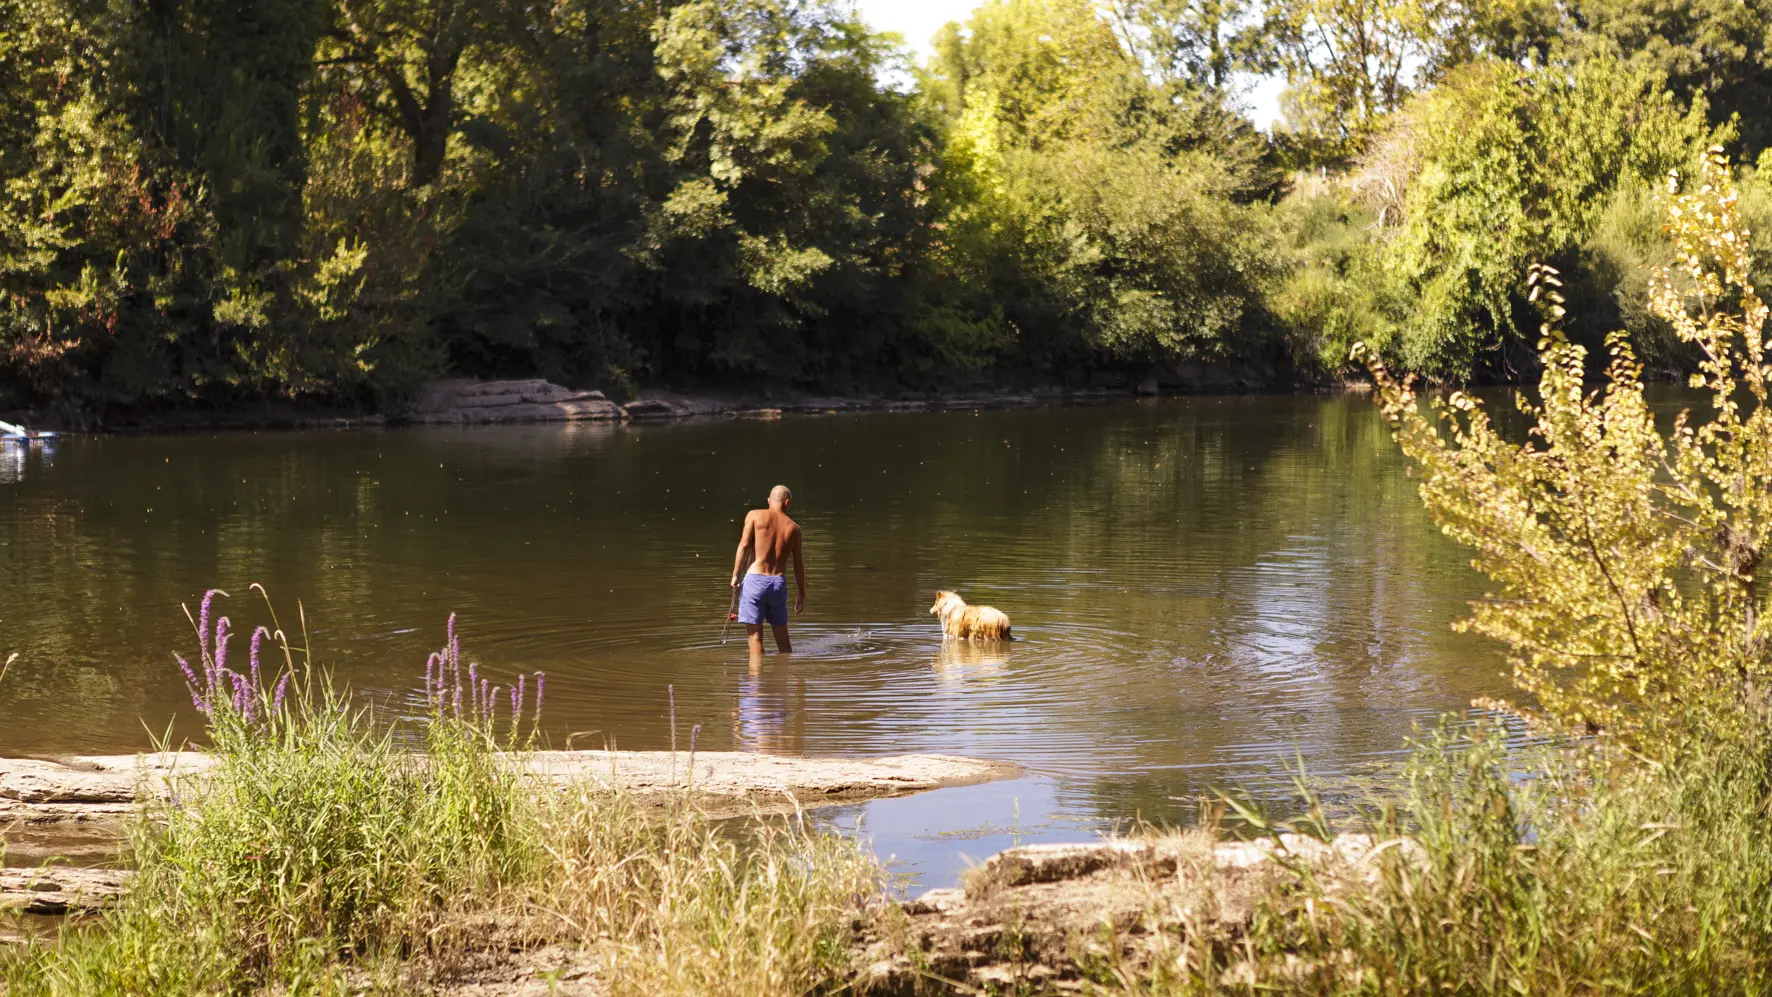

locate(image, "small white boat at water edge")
[[0, 419, 55, 444]]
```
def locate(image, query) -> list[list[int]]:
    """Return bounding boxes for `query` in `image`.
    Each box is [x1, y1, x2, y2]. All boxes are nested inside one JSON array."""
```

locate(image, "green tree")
[[925, 0, 1285, 375], [1377, 57, 1722, 379], [1262, 0, 1448, 153], [1561, 0, 1772, 156], [1104, 0, 1258, 90]]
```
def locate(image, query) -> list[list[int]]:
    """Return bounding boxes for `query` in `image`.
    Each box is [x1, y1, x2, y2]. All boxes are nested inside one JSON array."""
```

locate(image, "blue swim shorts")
[[738, 573, 789, 626]]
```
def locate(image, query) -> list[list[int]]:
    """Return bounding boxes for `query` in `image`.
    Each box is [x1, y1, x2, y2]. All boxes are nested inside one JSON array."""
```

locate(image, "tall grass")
[[534, 790, 884, 997], [1119, 724, 1772, 995], [1, 595, 882, 996]]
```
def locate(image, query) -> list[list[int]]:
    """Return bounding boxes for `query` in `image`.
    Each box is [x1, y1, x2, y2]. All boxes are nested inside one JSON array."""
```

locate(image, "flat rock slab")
[[413, 380, 622, 424], [1, 751, 1014, 827], [515, 751, 1013, 803], [857, 832, 1424, 995], [0, 866, 131, 914], [0, 751, 1013, 917], [405, 379, 1070, 428]]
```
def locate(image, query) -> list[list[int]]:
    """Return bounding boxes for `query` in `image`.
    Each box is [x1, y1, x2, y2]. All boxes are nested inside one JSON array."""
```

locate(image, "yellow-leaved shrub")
[[1356, 149, 1772, 747]]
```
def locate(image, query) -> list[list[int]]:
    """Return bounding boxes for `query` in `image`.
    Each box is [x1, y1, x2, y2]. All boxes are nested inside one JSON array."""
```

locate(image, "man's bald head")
[[768, 485, 792, 509]]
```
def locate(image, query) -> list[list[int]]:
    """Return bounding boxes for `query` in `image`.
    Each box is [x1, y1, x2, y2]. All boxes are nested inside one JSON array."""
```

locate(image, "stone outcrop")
[[854, 832, 1423, 995], [406, 379, 1078, 427], [412, 380, 623, 424], [403, 371, 1337, 429], [0, 865, 131, 915]]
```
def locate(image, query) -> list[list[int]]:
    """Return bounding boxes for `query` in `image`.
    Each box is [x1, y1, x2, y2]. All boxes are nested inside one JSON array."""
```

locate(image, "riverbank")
[[1, 362, 1342, 434], [10, 717, 1772, 994], [1, 748, 1015, 915]]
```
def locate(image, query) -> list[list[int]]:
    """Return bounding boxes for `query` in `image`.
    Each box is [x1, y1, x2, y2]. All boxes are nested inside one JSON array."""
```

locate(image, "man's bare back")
[[731, 485, 805, 654]]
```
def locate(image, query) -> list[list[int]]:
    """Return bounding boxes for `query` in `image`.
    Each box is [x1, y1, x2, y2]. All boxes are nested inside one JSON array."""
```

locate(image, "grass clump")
[[536, 790, 884, 997], [1, 595, 884, 996], [1116, 726, 1772, 995]]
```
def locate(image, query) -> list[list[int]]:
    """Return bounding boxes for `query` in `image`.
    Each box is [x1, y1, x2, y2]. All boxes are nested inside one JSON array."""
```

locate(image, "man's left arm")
[[792, 527, 807, 615]]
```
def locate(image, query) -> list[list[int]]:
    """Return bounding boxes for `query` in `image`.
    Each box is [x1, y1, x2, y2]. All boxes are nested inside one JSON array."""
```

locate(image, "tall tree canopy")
[[0, 0, 1768, 414]]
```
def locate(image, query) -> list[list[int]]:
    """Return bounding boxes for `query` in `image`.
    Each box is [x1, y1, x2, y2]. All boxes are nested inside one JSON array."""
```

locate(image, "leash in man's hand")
[[721, 551, 753, 644]]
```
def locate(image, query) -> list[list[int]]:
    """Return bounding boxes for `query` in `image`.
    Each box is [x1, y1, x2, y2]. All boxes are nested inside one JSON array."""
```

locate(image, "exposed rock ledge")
[[0, 750, 1015, 828], [411, 379, 624, 424], [409, 379, 1070, 426], [1, 866, 130, 915], [852, 832, 1423, 995]]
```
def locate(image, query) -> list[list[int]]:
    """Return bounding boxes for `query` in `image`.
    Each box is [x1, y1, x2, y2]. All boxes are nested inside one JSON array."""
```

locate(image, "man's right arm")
[[731, 515, 755, 588]]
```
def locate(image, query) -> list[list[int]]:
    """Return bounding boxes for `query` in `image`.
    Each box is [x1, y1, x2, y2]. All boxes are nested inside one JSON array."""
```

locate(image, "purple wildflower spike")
[[214, 617, 232, 674], [452, 652, 462, 707], [534, 672, 545, 719], [446, 612, 456, 653], [489, 686, 500, 720], [510, 683, 521, 727], [272, 673, 291, 715], [425, 653, 439, 707], [176, 654, 208, 713], [249, 627, 269, 695], [452, 682, 461, 718], [199, 589, 220, 662], [469, 663, 479, 711], [231, 672, 249, 715], [480, 679, 490, 720]]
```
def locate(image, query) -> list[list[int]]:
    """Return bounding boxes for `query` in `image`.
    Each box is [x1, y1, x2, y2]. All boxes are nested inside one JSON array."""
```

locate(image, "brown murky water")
[[0, 397, 1510, 873]]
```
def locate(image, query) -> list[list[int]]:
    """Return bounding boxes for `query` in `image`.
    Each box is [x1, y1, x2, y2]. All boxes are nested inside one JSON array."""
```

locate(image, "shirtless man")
[[731, 485, 806, 655]]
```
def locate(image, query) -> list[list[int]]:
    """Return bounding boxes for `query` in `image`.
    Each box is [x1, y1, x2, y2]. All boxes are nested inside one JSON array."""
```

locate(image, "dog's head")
[[929, 590, 964, 618]]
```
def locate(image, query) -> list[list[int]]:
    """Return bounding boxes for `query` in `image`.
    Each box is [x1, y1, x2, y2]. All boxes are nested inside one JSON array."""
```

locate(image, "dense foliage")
[[1, 0, 1770, 415]]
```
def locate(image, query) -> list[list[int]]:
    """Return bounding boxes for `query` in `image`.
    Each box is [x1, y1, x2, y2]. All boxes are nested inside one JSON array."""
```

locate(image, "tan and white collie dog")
[[929, 590, 1013, 641]]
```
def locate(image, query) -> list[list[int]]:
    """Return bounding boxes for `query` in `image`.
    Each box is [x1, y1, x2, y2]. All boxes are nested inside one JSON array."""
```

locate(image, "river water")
[[0, 396, 1508, 879]]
